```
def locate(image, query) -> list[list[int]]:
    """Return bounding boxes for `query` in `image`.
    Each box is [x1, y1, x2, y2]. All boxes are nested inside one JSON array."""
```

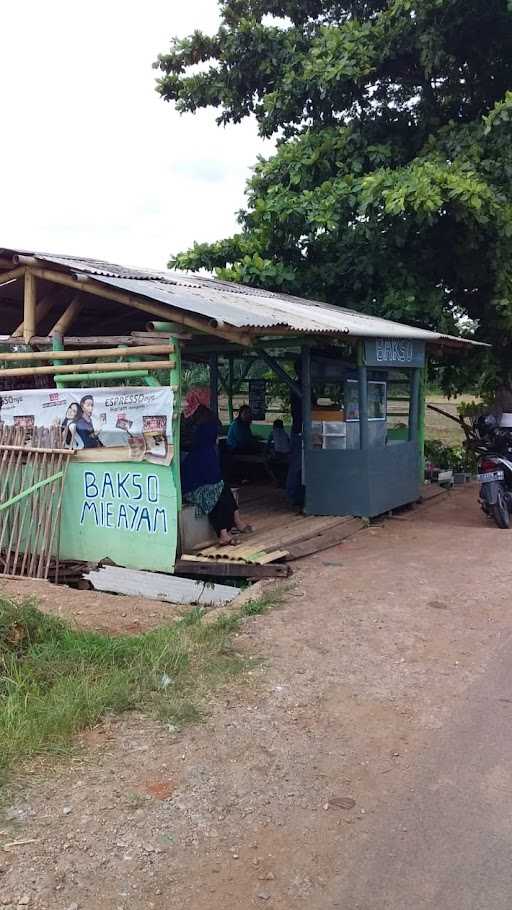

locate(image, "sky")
[[0, 1, 272, 270]]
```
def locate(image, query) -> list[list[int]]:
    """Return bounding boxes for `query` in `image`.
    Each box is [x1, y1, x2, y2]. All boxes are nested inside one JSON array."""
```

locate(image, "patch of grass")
[[0, 590, 279, 784]]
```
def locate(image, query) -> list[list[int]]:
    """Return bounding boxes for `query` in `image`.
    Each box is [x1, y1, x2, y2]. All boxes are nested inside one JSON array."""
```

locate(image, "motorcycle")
[[469, 414, 512, 529]]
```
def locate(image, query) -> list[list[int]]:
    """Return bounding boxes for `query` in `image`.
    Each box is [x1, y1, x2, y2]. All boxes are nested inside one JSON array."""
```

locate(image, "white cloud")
[[0, 0, 272, 269]]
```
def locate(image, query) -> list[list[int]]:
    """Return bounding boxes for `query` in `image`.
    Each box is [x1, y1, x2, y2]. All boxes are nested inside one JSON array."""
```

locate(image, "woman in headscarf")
[[181, 386, 219, 457], [180, 394, 253, 546]]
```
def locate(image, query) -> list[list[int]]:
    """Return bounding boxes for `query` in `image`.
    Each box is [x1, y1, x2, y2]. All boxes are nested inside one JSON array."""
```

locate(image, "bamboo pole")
[[0, 444, 70, 455], [49, 296, 83, 337], [0, 359, 175, 378], [29, 266, 252, 347], [44, 453, 72, 578], [0, 265, 25, 286], [12, 297, 55, 338], [56, 370, 150, 383], [36, 452, 64, 577], [23, 271, 37, 343], [29, 448, 53, 578], [0, 343, 175, 362], [17, 428, 45, 573], [3, 445, 25, 574]]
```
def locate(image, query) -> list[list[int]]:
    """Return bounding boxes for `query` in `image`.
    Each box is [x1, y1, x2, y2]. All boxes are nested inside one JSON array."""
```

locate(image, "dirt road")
[[2, 485, 512, 909]]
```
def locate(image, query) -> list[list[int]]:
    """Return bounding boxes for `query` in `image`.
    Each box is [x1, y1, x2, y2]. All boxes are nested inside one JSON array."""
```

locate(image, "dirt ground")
[[0, 577, 189, 635], [2, 484, 512, 910]]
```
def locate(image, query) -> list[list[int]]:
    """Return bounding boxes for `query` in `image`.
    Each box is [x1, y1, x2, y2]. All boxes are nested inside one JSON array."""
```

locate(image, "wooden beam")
[[174, 558, 291, 579], [0, 343, 175, 362], [29, 266, 252, 347], [23, 271, 37, 343], [49, 296, 83, 337], [0, 265, 25, 287], [0, 359, 176, 378], [12, 297, 55, 338], [256, 346, 302, 397]]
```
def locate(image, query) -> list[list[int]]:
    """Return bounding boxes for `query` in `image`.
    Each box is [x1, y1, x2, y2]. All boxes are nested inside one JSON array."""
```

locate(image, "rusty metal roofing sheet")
[[0, 247, 487, 346]]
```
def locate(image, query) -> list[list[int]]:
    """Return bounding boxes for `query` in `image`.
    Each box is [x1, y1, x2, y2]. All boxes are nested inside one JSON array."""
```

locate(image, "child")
[[267, 419, 290, 487], [268, 419, 290, 456]]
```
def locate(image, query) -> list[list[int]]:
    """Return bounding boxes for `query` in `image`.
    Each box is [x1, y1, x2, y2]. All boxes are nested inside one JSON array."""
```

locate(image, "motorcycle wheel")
[[492, 487, 511, 529]]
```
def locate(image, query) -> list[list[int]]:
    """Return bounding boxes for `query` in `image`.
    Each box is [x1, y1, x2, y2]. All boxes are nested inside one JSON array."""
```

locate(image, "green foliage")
[[0, 594, 277, 782], [424, 438, 476, 471], [156, 1, 512, 392]]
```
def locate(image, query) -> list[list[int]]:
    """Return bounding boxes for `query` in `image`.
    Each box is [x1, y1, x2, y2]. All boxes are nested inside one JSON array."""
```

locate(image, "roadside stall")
[[0, 247, 485, 582]]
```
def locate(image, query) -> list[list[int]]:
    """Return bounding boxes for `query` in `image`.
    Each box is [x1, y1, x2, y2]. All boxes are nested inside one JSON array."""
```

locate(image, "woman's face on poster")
[[66, 403, 79, 420], [82, 397, 94, 417]]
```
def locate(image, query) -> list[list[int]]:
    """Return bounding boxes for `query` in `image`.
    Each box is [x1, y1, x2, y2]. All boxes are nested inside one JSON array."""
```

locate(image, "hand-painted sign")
[[365, 338, 425, 368], [0, 387, 174, 465], [60, 462, 177, 573]]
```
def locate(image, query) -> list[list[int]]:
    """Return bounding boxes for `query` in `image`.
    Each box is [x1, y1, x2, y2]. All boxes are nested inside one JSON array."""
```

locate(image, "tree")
[[155, 1, 512, 392]]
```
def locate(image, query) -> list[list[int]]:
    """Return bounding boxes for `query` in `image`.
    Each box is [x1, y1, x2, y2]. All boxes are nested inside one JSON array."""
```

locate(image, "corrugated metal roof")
[[0, 247, 486, 347]]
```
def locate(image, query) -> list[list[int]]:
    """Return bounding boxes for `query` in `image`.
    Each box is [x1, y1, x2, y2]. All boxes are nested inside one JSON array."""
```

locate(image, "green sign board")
[[59, 461, 178, 572], [365, 338, 426, 368]]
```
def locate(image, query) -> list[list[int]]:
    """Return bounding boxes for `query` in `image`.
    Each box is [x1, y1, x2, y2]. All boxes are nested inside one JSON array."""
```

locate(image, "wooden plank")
[[241, 516, 354, 555], [190, 544, 288, 565], [247, 549, 289, 565], [286, 518, 365, 561], [175, 558, 291, 579]]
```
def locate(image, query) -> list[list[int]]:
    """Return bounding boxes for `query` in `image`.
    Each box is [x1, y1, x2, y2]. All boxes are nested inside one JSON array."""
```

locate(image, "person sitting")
[[181, 405, 253, 546], [227, 405, 259, 453], [267, 418, 290, 456]]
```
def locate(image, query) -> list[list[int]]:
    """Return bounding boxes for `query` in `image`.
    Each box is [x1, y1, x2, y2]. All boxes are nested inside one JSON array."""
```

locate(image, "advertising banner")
[[0, 387, 174, 465]]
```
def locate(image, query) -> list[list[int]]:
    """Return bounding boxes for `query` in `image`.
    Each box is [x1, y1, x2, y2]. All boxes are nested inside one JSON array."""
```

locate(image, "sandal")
[[218, 536, 239, 547]]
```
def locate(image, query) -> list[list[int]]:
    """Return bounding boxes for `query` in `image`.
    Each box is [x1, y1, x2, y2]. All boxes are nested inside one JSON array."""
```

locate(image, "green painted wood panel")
[[59, 461, 177, 572]]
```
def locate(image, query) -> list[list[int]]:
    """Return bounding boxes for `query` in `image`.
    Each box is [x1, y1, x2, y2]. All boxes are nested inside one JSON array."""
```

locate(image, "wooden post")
[[49, 297, 83, 337], [12, 297, 55, 338], [209, 353, 219, 420], [52, 334, 66, 391], [228, 355, 234, 423], [417, 357, 428, 480], [23, 271, 37, 343], [357, 341, 369, 451], [408, 368, 421, 443], [170, 338, 182, 529]]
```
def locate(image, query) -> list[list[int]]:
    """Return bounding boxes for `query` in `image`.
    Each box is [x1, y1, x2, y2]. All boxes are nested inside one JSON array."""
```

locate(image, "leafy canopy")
[[155, 1, 512, 390]]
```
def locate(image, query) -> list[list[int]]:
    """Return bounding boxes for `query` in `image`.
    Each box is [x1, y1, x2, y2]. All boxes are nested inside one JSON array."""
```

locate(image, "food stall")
[[0, 247, 485, 581]]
